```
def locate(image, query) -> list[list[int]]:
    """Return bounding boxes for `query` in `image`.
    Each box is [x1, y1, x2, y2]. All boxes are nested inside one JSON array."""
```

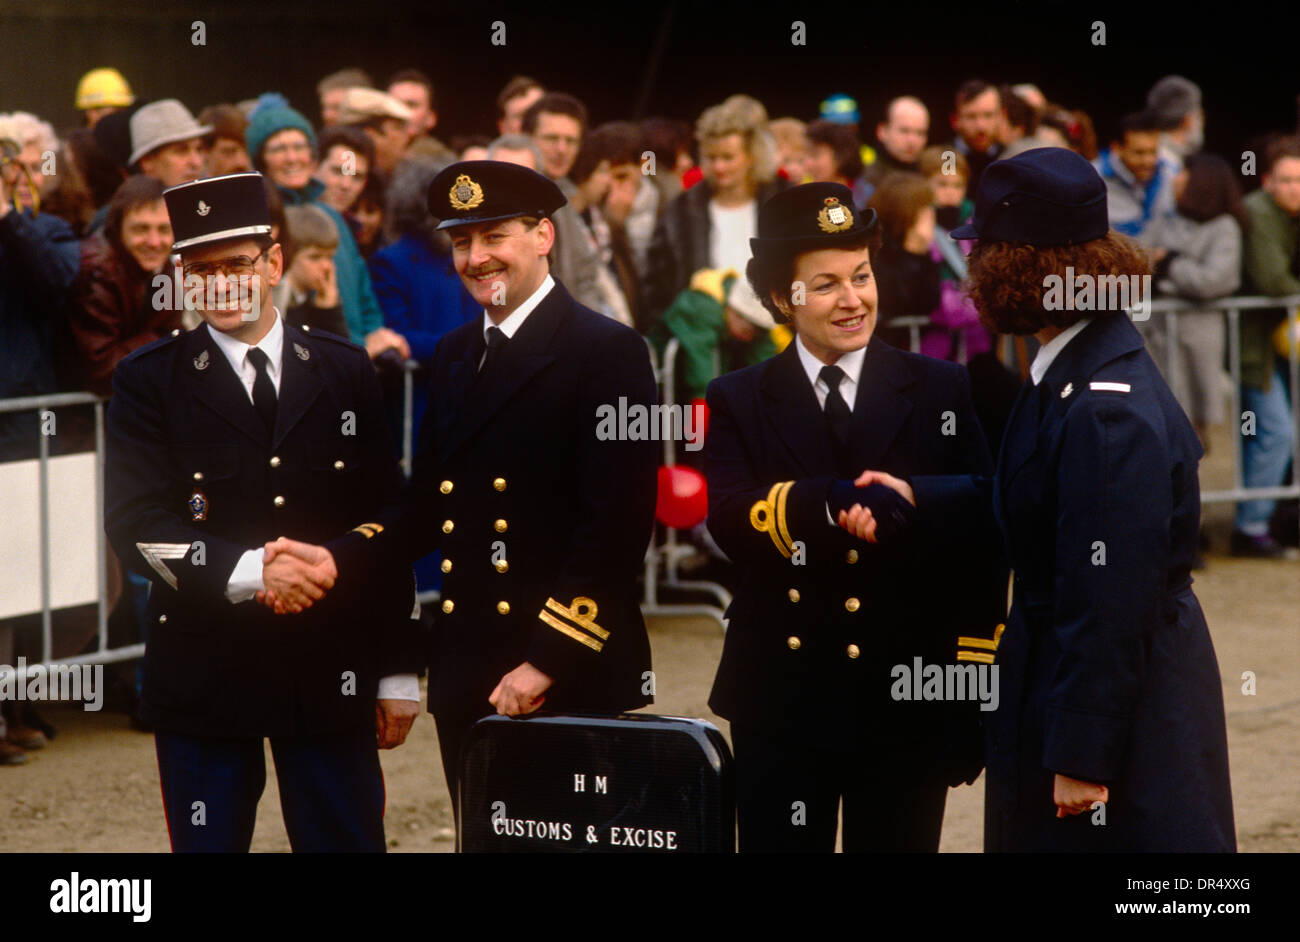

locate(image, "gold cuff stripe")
[[351, 522, 385, 539], [957, 651, 996, 664], [544, 596, 609, 640], [748, 480, 795, 558], [539, 610, 604, 652], [958, 623, 1006, 651]]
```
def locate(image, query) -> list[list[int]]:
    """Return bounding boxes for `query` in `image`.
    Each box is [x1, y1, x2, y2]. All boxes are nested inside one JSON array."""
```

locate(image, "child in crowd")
[[282, 203, 349, 337]]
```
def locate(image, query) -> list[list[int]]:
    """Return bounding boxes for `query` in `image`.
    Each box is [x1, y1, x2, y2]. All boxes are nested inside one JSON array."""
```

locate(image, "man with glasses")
[[521, 91, 604, 312], [104, 172, 424, 852]]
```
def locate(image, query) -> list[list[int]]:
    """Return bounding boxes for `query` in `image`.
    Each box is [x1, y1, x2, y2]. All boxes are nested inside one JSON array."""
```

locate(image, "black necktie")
[[820, 365, 852, 442], [246, 347, 277, 436], [480, 326, 507, 375], [821, 364, 854, 475]]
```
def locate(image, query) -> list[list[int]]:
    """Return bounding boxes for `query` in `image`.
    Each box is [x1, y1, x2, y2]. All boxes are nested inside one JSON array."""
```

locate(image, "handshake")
[[830, 470, 917, 544], [255, 537, 339, 615]]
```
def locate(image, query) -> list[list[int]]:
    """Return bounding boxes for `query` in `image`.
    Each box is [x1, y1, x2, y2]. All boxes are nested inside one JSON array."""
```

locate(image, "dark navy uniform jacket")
[[105, 321, 424, 740], [704, 337, 1007, 772], [914, 313, 1236, 851], [354, 280, 659, 720]]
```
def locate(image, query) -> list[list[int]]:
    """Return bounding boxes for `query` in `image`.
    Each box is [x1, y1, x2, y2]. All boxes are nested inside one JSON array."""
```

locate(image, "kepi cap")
[[428, 160, 566, 231], [164, 172, 273, 253], [949, 147, 1109, 245], [749, 181, 877, 259]]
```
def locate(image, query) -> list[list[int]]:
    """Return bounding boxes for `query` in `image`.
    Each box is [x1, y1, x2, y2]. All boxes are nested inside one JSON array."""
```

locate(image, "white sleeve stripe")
[[1090, 381, 1131, 393], [135, 542, 190, 590]]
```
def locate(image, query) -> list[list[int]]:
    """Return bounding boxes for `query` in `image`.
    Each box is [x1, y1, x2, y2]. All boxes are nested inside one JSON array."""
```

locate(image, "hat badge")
[[196, 200, 211, 217], [449, 174, 484, 211], [817, 196, 854, 234]]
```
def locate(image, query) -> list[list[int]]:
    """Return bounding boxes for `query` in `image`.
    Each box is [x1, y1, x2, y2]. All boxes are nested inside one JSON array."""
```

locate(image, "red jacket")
[[68, 233, 181, 396]]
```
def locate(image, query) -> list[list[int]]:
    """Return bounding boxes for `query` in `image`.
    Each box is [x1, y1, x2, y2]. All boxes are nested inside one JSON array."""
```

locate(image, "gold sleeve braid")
[[748, 480, 795, 558], [539, 596, 608, 652], [957, 623, 1005, 663]]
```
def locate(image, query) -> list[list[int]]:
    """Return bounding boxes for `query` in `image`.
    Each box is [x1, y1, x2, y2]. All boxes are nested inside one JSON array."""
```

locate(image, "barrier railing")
[[5, 295, 1294, 668]]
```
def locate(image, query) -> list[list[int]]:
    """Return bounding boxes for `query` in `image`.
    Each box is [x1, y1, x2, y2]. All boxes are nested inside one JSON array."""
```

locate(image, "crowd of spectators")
[[1, 65, 1298, 759]]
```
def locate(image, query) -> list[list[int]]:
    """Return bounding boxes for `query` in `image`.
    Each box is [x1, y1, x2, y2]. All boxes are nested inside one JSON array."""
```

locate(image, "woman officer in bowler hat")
[[703, 181, 1007, 852], [851, 148, 1236, 851]]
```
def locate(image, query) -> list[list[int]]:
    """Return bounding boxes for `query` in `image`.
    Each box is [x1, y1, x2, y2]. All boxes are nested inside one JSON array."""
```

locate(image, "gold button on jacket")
[[497, 601, 510, 615], [845, 597, 860, 612], [847, 644, 860, 659], [493, 518, 508, 532], [442, 599, 454, 613], [787, 636, 801, 650], [492, 477, 507, 491], [441, 558, 453, 573], [787, 588, 800, 603], [439, 480, 453, 494], [442, 519, 454, 533]]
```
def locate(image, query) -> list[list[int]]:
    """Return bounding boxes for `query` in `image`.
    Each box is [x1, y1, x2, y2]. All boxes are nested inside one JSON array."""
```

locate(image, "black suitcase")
[[458, 713, 734, 853]]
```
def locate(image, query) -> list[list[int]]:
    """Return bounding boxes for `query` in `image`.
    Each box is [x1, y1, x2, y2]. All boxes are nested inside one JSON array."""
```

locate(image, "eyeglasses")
[[182, 248, 269, 280]]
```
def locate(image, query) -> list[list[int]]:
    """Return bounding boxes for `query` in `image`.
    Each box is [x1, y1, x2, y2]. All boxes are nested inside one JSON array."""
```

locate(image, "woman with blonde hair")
[[643, 94, 788, 328]]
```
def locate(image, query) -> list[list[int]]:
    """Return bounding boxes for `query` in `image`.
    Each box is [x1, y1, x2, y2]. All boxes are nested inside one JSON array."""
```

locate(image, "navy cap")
[[428, 160, 566, 231], [163, 172, 273, 253], [950, 147, 1109, 245], [749, 182, 877, 258]]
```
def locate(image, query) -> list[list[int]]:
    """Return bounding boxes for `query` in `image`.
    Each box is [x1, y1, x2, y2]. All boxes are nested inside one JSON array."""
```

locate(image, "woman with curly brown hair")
[[849, 148, 1235, 851]]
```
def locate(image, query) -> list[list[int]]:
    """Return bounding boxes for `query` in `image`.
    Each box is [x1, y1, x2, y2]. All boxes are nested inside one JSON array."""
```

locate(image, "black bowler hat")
[[749, 182, 877, 258], [950, 147, 1109, 245], [163, 172, 273, 253], [427, 160, 566, 231]]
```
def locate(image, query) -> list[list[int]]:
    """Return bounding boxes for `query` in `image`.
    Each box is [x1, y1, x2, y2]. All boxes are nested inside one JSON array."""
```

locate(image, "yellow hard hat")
[[76, 68, 135, 110], [1273, 313, 1300, 358]]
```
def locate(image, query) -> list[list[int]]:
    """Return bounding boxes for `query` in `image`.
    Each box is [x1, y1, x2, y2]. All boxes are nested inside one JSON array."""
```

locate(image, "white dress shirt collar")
[[1030, 317, 1092, 385], [794, 334, 867, 410], [483, 274, 555, 341], [207, 309, 285, 394]]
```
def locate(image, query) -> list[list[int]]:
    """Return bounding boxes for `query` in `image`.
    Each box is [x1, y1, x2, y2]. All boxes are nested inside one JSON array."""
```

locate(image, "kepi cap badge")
[[817, 196, 854, 234], [449, 174, 485, 211]]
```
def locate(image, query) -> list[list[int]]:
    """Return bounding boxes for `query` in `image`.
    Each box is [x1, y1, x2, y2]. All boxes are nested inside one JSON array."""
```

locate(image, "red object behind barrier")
[[656, 465, 708, 529]]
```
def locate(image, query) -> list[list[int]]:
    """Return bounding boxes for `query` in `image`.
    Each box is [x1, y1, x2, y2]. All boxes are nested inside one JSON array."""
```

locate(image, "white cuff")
[[378, 674, 421, 701], [225, 548, 266, 603]]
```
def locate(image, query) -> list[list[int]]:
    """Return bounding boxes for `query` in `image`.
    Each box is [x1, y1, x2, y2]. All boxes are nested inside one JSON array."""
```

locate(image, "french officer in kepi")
[[104, 171, 425, 852], [855, 148, 1236, 851], [704, 181, 1007, 853], [292, 160, 660, 813]]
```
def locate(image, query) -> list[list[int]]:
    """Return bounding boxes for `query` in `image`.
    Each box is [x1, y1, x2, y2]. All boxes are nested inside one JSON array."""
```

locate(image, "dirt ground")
[[2, 420, 1297, 853]]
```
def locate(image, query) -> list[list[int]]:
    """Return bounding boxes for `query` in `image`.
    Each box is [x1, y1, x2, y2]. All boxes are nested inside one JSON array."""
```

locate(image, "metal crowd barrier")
[[5, 295, 1295, 670]]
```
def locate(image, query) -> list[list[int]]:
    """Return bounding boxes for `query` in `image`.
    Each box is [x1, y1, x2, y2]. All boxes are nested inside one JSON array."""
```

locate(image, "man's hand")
[[376, 698, 420, 749], [1053, 773, 1109, 818], [364, 326, 410, 361], [853, 469, 915, 506], [255, 537, 338, 614], [488, 662, 553, 716]]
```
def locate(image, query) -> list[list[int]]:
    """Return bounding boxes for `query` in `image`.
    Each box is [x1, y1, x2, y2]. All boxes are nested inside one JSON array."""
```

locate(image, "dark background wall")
[[1, 0, 1295, 158]]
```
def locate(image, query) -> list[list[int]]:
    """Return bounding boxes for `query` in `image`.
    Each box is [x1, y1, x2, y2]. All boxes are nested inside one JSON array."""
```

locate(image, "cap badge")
[[193, 349, 210, 371], [196, 200, 211, 217], [293, 342, 310, 361], [449, 174, 485, 211], [817, 196, 853, 233]]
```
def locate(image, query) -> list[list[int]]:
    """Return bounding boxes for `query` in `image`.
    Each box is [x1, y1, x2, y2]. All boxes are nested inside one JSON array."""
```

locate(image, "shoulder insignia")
[[293, 342, 310, 361], [193, 349, 210, 371], [1090, 381, 1131, 393]]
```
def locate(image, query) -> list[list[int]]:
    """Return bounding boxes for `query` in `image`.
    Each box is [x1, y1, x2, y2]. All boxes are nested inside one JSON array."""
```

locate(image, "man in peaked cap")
[[261, 160, 660, 818], [103, 171, 424, 852]]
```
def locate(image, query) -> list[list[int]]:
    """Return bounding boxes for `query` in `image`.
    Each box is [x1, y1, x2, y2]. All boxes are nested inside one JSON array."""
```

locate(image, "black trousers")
[[731, 724, 949, 852]]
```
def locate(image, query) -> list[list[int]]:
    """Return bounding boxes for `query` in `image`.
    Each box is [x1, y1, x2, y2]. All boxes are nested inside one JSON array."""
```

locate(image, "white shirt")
[[207, 308, 285, 398], [707, 200, 756, 276], [482, 274, 554, 343], [794, 333, 866, 410], [1030, 318, 1092, 385], [215, 311, 417, 700]]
